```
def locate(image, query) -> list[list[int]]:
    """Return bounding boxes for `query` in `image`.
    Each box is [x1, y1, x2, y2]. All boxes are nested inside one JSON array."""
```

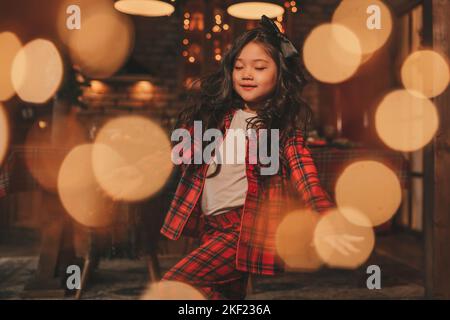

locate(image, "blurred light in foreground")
[[303, 24, 362, 83], [141, 281, 205, 300], [0, 32, 22, 101], [114, 0, 175, 17], [0, 104, 9, 165], [58, 144, 115, 228], [375, 90, 439, 152], [332, 0, 392, 56], [25, 115, 86, 192], [335, 161, 402, 227], [275, 210, 322, 271], [93, 116, 173, 202], [314, 209, 375, 269], [11, 39, 63, 103], [67, 8, 134, 79], [401, 50, 450, 98], [227, 2, 285, 20]]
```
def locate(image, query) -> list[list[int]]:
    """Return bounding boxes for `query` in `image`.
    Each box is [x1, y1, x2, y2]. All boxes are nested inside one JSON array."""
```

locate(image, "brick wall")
[[79, 13, 184, 132], [80, 1, 342, 131]]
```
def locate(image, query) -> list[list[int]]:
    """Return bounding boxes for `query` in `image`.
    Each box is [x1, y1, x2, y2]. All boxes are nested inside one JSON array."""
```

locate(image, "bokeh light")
[[25, 114, 87, 192], [314, 209, 375, 269], [375, 90, 439, 152], [130, 80, 154, 100], [401, 50, 450, 98], [92, 116, 173, 202], [303, 23, 362, 83], [59, 0, 134, 79], [140, 281, 206, 300], [90, 80, 109, 94], [114, 0, 175, 17], [0, 103, 10, 165], [0, 32, 22, 101], [58, 144, 115, 228], [227, 2, 285, 20], [275, 210, 322, 271], [335, 160, 402, 227], [332, 0, 393, 55], [11, 39, 63, 103]]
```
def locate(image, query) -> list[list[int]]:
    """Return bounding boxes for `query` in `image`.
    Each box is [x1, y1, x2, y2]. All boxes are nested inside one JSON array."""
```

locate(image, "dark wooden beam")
[[424, 0, 450, 299], [422, 0, 434, 299]]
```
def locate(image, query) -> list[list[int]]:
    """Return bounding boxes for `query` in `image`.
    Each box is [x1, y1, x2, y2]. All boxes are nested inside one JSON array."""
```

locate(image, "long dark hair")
[[175, 26, 313, 175]]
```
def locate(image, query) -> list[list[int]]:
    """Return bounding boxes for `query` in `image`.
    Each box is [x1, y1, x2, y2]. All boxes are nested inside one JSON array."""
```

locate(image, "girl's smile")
[[240, 84, 258, 91]]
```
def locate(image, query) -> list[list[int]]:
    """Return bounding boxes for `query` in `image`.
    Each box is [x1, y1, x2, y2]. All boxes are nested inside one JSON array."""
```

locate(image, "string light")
[[182, 9, 229, 66], [283, 0, 298, 13]]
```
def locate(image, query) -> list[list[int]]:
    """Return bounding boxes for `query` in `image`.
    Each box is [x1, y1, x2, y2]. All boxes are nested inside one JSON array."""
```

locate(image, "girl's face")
[[232, 41, 278, 107]]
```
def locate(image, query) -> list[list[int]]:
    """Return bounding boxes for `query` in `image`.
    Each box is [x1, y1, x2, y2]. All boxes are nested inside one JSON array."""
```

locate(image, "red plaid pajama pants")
[[161, 206, 249, 300]]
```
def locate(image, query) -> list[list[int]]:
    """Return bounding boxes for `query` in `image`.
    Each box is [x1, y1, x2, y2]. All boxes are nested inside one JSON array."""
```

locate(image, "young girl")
[[159, 15, 336, 300]]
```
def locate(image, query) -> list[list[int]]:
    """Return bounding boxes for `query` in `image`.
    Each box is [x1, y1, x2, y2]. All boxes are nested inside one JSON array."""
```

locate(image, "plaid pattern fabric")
[[161, 207, 249, 300], [160, 108, 336, 275]]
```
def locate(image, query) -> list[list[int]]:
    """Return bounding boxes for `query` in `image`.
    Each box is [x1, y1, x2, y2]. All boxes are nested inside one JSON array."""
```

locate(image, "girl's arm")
[[284, 129, 336, 213]]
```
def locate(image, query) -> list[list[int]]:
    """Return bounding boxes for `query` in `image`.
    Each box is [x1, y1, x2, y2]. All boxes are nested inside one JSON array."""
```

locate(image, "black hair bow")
[[259, 15, 299, 59]]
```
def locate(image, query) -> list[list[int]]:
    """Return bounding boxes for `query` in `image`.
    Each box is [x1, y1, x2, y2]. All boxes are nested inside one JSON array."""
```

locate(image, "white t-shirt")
[[201, 109, 256, 216]]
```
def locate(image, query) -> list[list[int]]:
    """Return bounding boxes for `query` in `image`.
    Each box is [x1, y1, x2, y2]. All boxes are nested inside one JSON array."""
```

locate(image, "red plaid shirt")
[[160, 108, 335, 275]]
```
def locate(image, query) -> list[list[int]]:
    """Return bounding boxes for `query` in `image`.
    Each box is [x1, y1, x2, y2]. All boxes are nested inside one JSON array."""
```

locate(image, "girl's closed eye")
[[234, 66, 267, 71]]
